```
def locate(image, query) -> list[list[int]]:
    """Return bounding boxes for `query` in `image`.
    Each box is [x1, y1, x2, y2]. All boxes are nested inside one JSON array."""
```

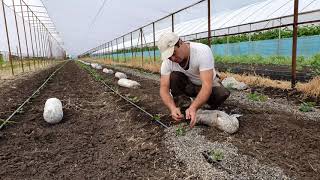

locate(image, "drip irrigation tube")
[[0, 61, 68, 130], [80, 61, 169, 129]]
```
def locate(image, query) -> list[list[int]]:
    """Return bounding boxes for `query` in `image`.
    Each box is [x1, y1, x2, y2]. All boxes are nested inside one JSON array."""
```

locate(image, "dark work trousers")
[[170, 71, 230, 110]]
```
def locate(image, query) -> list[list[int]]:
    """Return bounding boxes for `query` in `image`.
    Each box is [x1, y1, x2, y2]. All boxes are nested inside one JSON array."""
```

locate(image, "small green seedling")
[[299, 101, 316, 112], [128, 96, 140, 103], [176, 125, 186, 136], [209, 149, 224, 162], [247, 92, 268, 102], [0, 119, 17, 126], [152, 114, 161, 121]]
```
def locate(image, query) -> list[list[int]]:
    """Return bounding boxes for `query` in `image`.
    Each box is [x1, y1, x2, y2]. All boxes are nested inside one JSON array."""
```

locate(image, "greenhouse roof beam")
[[8, 4, 44, 8]]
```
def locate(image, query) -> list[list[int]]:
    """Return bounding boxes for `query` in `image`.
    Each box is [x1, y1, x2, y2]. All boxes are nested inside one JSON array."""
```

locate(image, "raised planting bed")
[[216, 62, 315, 82]]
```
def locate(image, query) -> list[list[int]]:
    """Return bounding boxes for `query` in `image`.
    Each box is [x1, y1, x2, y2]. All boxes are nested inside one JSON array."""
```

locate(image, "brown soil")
[[204, 103, 320, 179], [0, 62, 193, 179], [1, 61, 320, 179], [251, 86, 320, 105], [100, 64, 320, 179], [0, 64, 61, 120]]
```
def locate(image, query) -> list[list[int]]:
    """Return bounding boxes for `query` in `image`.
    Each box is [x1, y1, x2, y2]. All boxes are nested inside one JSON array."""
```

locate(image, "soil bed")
[[0, 62, 193, 179], [1, 61, 320, 179], [0, 64, 62, 120], [216, 62, 314, 82], [251, 86, 320, 105], [101, 63, 320, 179]]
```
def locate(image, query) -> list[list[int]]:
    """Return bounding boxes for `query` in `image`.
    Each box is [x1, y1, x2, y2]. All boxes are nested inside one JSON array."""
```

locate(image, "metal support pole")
[[43, 31, 47, 63], [38, 22, 43, 65], [39, 23, 44, 66], [111, 41, 113, 62], [152, 22, 156, 63], [107, 42, 110, 60], [135, 31, 141, 59], [116, 38, 119, 62], [227, 28, 230, 55], [20, 0, 30, 70], [98, 46, 100, 59], [41, 24, 46, 65], [44, 31, 49, 63], [1, 0, 14, 75], [12, 0, 24, 72], [49, 38, 53, 60], [249, 24, 251, 41], [123, 36, 126, 62], [35, 19, 41, 65], [108, 42, 111, 60], [104, 43, 106, 61], [43, 30, 47, 64], [291, 0, 299, 88], [277, 18, 282, 56], [171, 14, 174, 32], [26, 5, 35, 68], [140, 28, 143, 67], [207, 0, 211, 47], [130, 32, 133, 61], [32, 13, 39, 66], [42, 24, 46, 64], [100, 46, 102, 60]]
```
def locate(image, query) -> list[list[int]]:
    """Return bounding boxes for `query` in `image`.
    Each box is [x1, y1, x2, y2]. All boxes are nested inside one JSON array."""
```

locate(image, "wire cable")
[[88, 0, 111, 31]]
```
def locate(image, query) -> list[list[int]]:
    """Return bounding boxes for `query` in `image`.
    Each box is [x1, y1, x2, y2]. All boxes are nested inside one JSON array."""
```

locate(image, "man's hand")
[[185, 69, 213, 128], [170, 107, 184, 122], [186, 106, 197, 128]]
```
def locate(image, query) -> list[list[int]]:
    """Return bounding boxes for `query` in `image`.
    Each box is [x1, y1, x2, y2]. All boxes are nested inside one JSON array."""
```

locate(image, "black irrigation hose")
[[0, 61, 68, 130], [80, 62, 169, 129]]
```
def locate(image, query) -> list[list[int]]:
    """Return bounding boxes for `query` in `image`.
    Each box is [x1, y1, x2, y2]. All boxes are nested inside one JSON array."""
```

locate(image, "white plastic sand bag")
[[43, 98, 63, 124], [91, 63, 102, 70], [117, 78, 140, 89], [91, 63, 97, 68], [115, 72, 127, 79], [107, 69, 114, 74], [95, 64, 102, 70], [196, 109, 240, 134], [222, 77, 248, 90], [103, 68, 114, 74]]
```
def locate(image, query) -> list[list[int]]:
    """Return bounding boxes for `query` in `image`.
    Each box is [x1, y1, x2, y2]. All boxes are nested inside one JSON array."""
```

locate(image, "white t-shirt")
[[160, 42, 216, 86]]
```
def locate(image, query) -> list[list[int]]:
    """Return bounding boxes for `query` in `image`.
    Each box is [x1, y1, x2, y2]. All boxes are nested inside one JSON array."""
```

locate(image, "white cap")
[[157, 32, 179, 61]]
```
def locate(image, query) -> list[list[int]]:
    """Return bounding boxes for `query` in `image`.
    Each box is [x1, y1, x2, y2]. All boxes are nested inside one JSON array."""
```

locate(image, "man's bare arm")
[[160, 75, 183, 121], [189, 69, 213, 110], [160, 75, 175, 110]]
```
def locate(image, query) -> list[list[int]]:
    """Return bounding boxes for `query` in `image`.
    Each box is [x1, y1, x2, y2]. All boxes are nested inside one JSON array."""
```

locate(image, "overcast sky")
[[41, 0, 266, 56]]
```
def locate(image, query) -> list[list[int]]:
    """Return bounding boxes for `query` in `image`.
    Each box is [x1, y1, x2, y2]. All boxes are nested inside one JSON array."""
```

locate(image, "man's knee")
[[215, 86, 230, 101], [170, 71, 186, 84], [207, 86, 230, 109]]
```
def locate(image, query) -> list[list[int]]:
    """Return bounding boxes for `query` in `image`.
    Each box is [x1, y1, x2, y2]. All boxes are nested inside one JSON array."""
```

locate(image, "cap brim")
[[161, 46, 174, 61]]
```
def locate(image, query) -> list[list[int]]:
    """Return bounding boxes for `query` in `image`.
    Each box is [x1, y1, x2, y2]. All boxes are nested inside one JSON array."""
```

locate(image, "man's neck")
[[179, 43, 190, 70]]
